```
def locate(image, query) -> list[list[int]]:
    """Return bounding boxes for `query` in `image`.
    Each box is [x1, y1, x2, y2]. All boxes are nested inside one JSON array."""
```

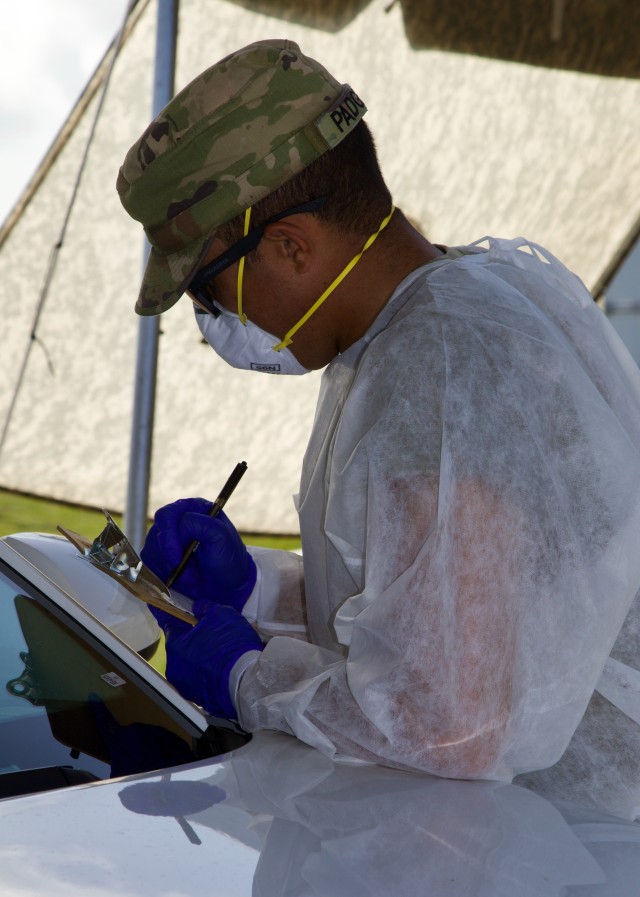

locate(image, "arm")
[[237, 478, 520, 778], [244, 546, 308, 640]]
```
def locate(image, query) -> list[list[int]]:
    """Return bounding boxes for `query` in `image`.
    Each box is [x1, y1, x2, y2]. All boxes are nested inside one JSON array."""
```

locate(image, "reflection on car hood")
[[0, 730, 638, 896]]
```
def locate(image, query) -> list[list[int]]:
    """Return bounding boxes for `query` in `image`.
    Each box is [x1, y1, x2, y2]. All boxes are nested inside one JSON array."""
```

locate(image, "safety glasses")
[[187, 196, 328, 316]]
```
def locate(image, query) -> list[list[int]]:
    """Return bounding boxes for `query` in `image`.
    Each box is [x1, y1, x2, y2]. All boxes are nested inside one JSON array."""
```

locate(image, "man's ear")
[[262, 219, 314, 273]]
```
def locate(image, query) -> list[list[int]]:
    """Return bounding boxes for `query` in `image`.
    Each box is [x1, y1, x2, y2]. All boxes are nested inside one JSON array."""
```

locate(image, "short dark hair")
[[216, 121, 392, 245]]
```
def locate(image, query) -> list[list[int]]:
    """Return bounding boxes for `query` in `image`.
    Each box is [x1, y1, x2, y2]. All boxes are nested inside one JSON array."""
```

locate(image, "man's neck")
[[335, 212, 443, 354]]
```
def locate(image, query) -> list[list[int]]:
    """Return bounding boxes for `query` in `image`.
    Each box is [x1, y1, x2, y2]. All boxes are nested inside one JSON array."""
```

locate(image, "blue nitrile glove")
[[162, 605, 263, 719], [140, 497, 257, 613]]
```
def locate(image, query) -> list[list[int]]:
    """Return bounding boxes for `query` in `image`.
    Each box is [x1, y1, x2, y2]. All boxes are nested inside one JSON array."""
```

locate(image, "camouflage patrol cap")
[[117, 39, 367, 315]]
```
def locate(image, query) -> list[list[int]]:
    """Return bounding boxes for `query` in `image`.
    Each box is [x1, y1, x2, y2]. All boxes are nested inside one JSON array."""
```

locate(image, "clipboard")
[[57, 511, 195, 624]]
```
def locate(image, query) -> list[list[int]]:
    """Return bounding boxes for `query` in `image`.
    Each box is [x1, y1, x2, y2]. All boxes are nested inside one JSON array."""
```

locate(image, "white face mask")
[[196, 306, 310, 375]]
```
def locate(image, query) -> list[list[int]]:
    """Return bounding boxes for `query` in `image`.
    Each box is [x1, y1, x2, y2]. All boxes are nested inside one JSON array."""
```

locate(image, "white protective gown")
[[238, 236, 640, 783], [515, 586, 640, 820]]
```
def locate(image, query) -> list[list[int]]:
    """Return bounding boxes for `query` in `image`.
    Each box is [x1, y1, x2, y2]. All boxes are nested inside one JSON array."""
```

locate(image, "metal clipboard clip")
[[57, 511, 195, 623]]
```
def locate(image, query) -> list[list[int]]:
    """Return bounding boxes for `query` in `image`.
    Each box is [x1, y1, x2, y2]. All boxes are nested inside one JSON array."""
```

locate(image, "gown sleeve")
[[243, 546, 308, 639]]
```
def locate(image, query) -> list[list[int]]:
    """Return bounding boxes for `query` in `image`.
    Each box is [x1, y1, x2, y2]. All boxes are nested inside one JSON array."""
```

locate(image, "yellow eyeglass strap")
[[237, 206, 252, 325], [273, 206, 396, 352]]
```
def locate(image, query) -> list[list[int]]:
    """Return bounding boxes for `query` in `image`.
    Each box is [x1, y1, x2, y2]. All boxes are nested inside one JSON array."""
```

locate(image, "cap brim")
[[134, 236, 213, 316]]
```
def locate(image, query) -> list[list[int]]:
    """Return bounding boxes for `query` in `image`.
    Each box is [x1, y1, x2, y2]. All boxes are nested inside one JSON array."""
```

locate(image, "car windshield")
[[0, 560, 231, 799]]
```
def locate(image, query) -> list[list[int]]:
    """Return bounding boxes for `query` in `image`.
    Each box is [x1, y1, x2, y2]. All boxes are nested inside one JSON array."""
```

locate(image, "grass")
[[0, 489, 301, 550]]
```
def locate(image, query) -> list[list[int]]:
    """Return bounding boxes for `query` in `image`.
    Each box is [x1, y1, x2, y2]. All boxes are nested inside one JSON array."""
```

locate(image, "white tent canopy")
[[1, 0, 639, 533]]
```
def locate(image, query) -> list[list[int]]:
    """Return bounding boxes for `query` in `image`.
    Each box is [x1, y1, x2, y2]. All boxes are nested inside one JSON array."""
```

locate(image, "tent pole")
[[124, 0, 179, 550]]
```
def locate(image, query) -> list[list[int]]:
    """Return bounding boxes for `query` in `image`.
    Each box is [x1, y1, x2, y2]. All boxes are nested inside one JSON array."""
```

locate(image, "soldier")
[[118, 40, 640, 783]]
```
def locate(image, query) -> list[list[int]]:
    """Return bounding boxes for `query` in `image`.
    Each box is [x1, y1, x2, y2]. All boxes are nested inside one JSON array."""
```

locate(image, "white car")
[[0, 530, 639, 896]]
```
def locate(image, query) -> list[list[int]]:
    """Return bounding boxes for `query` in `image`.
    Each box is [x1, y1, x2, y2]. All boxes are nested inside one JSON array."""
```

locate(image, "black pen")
[[165, 461, 248, 588]]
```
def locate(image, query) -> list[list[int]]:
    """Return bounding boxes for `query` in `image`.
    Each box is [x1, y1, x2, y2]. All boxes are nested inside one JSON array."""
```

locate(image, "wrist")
[[197, 609, 263, 718]]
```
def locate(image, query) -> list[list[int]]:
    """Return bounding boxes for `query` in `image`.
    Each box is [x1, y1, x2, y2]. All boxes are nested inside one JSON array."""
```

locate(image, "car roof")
[[0, 531, 162, 652]]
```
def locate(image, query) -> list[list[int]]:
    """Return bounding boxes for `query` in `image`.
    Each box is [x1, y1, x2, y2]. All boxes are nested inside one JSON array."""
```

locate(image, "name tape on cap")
[[315, 86, 367, 149]]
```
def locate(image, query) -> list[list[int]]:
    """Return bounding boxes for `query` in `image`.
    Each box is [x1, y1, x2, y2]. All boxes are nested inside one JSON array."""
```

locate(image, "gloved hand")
[[140, 497, 257, 613], [161, 605, 264, 719]]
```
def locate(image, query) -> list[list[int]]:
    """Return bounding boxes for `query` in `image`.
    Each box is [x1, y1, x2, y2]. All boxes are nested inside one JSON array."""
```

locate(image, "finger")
[[179, 512, 230, 547]]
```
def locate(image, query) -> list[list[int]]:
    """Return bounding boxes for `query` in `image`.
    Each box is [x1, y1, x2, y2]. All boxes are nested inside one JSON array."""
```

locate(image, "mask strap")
[[237, 207, 252, 325], [272, 206, 396, 352]]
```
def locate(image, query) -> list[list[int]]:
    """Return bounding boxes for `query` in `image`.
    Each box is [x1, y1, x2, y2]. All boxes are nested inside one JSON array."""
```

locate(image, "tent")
[[1, 0, 639, 534]]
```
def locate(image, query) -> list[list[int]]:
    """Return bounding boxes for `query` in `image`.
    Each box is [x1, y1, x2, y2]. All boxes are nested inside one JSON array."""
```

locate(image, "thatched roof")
[[230, 0, 640, 77]]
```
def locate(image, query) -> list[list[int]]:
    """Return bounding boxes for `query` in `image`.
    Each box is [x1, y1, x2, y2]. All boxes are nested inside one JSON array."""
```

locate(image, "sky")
[[0, 0, 131, 224]]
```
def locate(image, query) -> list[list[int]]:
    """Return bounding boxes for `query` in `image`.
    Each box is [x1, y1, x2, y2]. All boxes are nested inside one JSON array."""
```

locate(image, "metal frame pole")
[[124, 0, 179, 550]]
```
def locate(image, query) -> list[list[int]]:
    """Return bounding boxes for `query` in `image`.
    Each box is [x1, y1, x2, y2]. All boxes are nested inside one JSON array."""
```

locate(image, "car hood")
[[0, 730, 638, 897]]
